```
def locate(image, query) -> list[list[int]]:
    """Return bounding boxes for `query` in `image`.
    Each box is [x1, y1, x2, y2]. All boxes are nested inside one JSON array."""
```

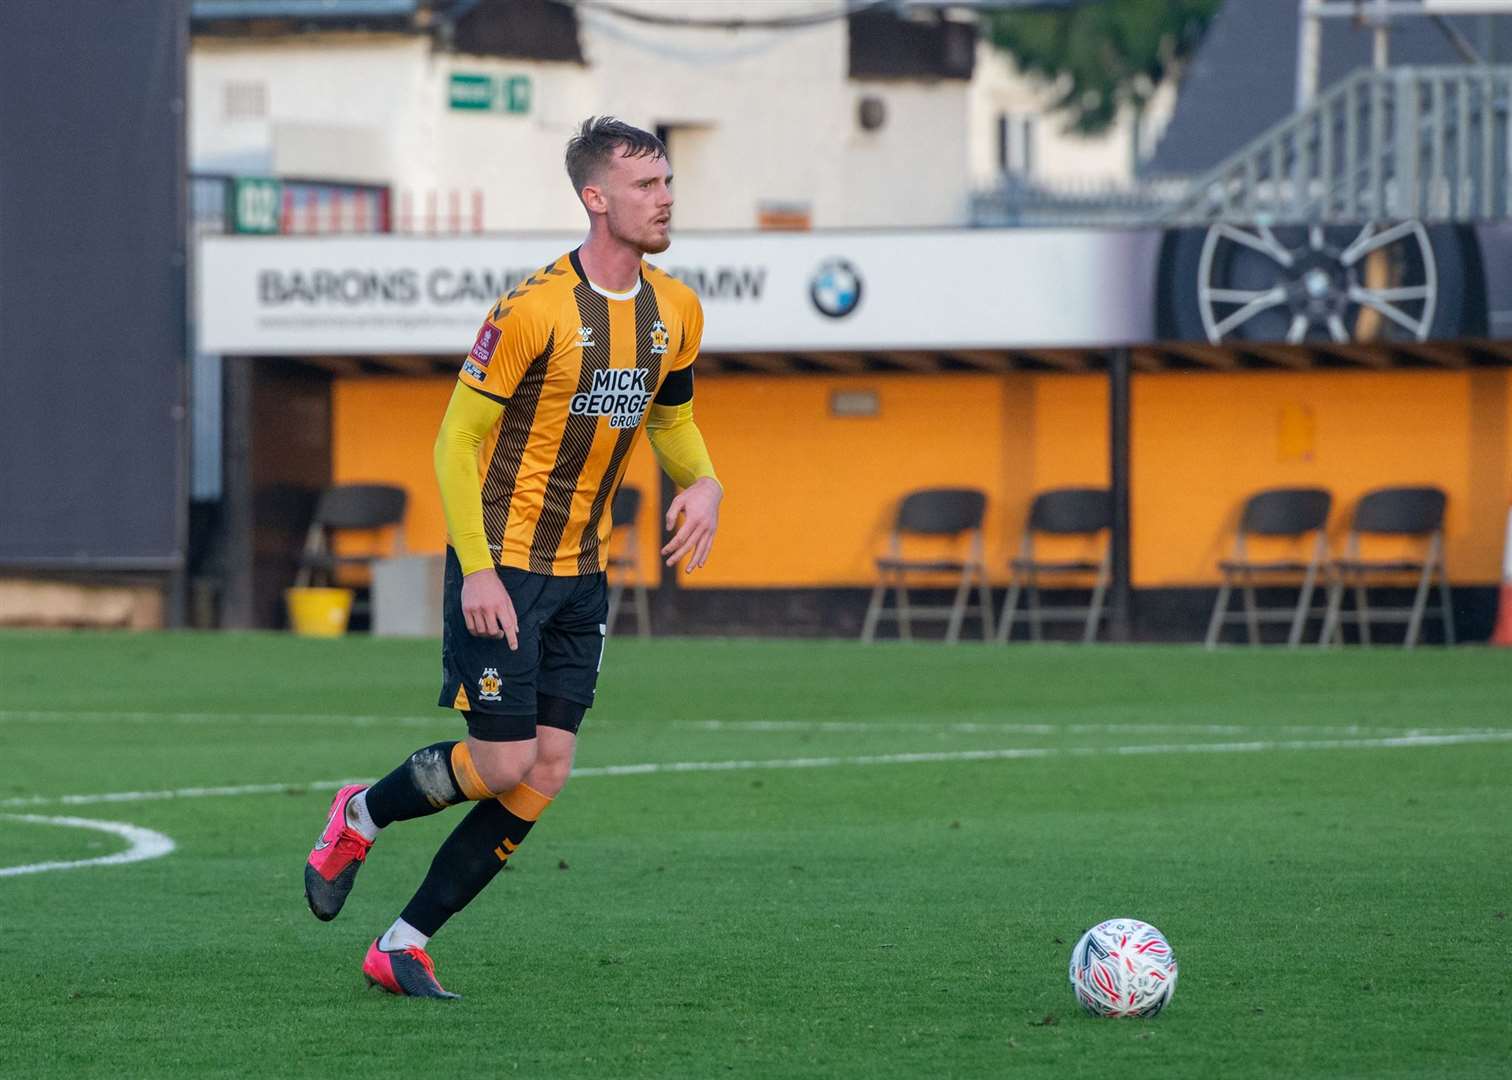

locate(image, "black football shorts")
[[437, 547, 607, 735]]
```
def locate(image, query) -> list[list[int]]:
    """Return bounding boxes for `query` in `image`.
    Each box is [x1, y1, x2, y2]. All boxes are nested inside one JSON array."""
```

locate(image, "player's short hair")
[[565, 116, 667, 195]]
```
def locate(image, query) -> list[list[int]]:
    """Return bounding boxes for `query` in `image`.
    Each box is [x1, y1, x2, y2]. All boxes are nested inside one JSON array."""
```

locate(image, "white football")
[[1068, 918, 1178, 1017]]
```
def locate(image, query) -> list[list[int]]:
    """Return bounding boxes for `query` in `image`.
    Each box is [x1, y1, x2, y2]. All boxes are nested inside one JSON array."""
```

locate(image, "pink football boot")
[[362, 939, 460, 1000], [303, 784, 373, 921]]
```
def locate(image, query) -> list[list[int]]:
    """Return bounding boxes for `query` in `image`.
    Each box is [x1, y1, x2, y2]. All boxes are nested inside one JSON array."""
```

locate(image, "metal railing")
[[190, 173, 391, 236], [1164, 65, 1512, 225], [969, 177, 1192, 229], [971, 65, 1512, 228]]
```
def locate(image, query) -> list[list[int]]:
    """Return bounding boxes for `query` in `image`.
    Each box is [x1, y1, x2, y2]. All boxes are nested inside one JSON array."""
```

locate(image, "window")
[[997, 113, 1036, 178], [223, 81, 267, 121]]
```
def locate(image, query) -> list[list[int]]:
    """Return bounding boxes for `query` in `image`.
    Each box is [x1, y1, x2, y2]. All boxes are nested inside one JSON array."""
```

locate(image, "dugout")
[[196, 228, 1512, 640]]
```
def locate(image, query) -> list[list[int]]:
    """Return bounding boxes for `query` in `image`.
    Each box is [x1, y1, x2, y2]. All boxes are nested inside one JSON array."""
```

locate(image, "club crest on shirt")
[[470, 322, 502, 366], [649, 320, 669, 355], [478, 668, 502, 703]]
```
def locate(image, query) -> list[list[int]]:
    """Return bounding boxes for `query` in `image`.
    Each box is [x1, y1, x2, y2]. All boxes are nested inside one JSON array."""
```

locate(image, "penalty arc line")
[[3, 730, 1512, 811], [0, 814, 176, 878]]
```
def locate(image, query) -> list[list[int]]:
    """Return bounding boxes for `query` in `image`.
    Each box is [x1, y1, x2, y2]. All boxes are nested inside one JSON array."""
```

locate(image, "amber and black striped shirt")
[[452, 248, 702, 576]]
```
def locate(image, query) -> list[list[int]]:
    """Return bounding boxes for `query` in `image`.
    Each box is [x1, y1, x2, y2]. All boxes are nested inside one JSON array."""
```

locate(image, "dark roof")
[[190, 0, 581, 60], [1145, 0, 1512, 178], [452, 0, 581, 63], [849, 11, 977, 81]]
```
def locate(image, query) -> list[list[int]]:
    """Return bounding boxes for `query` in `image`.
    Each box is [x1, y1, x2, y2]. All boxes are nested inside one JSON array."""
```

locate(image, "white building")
[[190, 0, 1157, 232]]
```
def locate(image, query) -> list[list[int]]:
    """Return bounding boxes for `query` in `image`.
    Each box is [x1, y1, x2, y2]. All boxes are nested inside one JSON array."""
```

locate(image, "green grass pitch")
[[1, 630, 1509, 1079]]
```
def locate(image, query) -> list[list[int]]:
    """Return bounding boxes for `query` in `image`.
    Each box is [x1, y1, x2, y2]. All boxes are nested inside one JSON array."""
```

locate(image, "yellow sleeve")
[[645, 401, 719, 492], [434, 382, 505, 576]]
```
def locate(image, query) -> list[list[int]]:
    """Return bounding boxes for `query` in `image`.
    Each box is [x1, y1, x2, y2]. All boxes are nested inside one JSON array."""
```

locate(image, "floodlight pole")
[[1299, 0, 1397, 108], [1108, 347, 1133, 643], [1297, 0, 1322, 107], [1299, 0, 1512, 99]]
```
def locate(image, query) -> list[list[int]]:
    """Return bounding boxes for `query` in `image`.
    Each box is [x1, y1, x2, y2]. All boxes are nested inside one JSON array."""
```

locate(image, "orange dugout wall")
[[332, 369, 1512, 589]]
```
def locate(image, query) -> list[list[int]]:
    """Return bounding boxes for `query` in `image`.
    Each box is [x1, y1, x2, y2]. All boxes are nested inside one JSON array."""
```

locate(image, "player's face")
[[599, 149, 673, 254]]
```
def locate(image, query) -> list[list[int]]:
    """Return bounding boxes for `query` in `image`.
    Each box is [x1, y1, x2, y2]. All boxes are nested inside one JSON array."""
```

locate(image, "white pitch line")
[[0, 710, 1484, 742], [1095, 731, 1512, 756], [4, 731, 1511, 811], [0, 814, 176, 878], [2, 711, 1221, 733], [0, 778, 371, 810], [572, 729, 1512, 776], [676, 719, 1482, 738], [0, 710, 443, 728]]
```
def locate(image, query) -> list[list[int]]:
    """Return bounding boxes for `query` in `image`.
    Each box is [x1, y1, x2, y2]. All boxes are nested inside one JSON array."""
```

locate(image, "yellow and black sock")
[[398, 782, 553, 937], [364, 741, 492, 829]]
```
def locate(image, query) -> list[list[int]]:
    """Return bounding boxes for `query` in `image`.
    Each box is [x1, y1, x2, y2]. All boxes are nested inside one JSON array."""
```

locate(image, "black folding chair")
[[1204, 487, 1332, 648], [861, 487, 992, 644], [295, 484, 408, 588], [1320, 486, 1454, 648], [294, 483, 408, 623], [606, 484, 651, 638], [996, 488, 1111, 644]]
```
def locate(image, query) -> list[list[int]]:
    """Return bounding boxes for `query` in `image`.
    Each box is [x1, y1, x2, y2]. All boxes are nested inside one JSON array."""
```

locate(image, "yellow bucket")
[[285, 587, 354, 637]]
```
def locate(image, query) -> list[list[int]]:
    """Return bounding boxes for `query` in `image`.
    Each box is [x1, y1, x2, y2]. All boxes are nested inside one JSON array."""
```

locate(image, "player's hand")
[[662, 476, 722, 573], [461, 568, 518, 649]]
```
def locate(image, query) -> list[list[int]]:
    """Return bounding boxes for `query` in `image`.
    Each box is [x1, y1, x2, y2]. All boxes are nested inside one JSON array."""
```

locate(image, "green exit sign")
[[448, 73, 531, 115], [502, 76, 531, 113], [229, 176, 282, 234]]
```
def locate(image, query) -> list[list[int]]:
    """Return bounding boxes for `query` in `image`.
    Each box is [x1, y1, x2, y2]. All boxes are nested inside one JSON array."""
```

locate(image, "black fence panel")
[[0, 1, 186, 569]]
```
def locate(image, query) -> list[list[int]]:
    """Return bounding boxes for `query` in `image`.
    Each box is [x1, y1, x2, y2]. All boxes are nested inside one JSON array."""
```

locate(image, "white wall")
[[189, 3, 1156, 230], [192, 35, 422, 181], [191, 34, 589, 230], [573, 0, 973, 228], [966, 41, 1172, 189]]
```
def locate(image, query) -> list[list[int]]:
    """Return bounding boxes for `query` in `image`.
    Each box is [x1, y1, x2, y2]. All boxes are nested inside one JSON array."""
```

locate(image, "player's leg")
[[521, 700, 581, 795], [510, 569, 600, 802], [375, 576, 593, 940], [363, 714, 571, 999], [305, 715, 535, 922], [362, 567, 561, 997], [305, 556, 543, 924], [366, 576, 599, 997], [360, 715, 536, 830], [360, 735, 499, 827], [360, 727, 546, 1000], [384, 719, 574, 944]]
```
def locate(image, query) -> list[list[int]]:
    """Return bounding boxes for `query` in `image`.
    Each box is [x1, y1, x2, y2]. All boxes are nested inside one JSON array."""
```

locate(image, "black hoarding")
[[0, 1, 186, 571]]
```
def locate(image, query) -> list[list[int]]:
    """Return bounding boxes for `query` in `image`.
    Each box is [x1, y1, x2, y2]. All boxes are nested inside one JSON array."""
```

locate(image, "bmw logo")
[[809, 258, 863, 319]]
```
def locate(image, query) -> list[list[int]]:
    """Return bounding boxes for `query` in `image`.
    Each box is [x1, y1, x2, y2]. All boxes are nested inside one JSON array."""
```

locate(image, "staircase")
[[1161, 65, 1512, 225]]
